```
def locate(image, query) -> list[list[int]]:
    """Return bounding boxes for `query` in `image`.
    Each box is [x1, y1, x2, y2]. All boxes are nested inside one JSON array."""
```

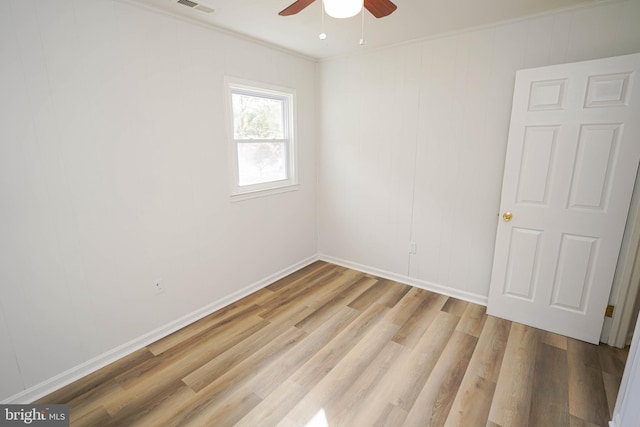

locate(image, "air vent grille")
[[176, 0, 214, 13], [177, 0, 198, 8]]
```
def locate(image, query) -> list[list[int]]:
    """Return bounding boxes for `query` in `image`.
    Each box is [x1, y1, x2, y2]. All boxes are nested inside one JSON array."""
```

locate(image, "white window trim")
[[224, 77, 299, 202]]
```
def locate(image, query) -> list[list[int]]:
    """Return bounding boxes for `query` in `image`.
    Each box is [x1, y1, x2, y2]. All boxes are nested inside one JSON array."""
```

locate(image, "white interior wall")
[[318, 0, 640, 303], [2, 0, 640, 406], [0, 0, 317, 402]]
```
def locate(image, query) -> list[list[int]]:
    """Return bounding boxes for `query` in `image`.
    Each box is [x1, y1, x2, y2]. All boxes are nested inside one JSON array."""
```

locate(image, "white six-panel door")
[[488, 53, 640, 344]]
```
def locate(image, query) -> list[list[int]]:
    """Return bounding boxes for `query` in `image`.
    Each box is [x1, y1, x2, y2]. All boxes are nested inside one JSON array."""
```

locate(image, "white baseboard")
[[2, 255, 319, 404], [609, 414, 619, 427], [318, 254, 488, 306]]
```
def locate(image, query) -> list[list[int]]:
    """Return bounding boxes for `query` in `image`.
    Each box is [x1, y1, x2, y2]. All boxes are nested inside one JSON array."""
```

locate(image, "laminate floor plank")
[[234, 380, 307, 427], [258, 268, 345, 319], [37, 263, 628, 427], [444, 316, 510, 427], [266, 268, 367, 322], [244, 305, 360, 399], [542, 330, 569, 350], [147, 301, 266, 356], [455, 303, 487, 338], [265, 261, 332, 292], [387, 287, 434, 326], [570, 414, 602, 427], [465, 315, 510, 383], [487, 323, 540, 427], [183, 386, 261, 427], [378, 404, 409, 427], [567, 339, 612, 426], [328, 340, 404, 426], [348, 401, 408, 427], [392, 291, 449, 348], [528, 343, 570, 427], [347, 278, 397, 311], [294, 276, 377, 333], [114, 314, 269, 390], [402, 330, 478, 426], [34, 348, 155, 405], [441, 297, 469, 317], [168, 326, 309, 426], [368, 279, 412, 308], [181, 323, 308, 393], [598, 345, 626, 377], [289, 302, 391, 391], [602, 371, 621, 418], [64, 380, 124, 423], [282, 314, 400, 426], [128, 385, 196, 427], [107, 381, 195, 426], [385, 311, 461, 412], [291, 267, 365, 311], [443, 374, 495, 427], [170, 307, 310, 391], [71, 405, 112, 427]]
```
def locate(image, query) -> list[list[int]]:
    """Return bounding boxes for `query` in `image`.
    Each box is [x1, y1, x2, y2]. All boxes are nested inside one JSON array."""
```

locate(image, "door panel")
[[504, 228, 542, 301], [568, 124, 620, 210], [516, 126, 558, 205], [528, 79, 567, 111], [550, 233, 597, 312], [584, 73, 631, 108], [488, 53, 640, 344]]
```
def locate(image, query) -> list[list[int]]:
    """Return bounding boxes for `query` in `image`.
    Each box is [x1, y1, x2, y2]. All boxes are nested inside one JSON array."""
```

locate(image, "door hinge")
[[605, 304, 615, 318]]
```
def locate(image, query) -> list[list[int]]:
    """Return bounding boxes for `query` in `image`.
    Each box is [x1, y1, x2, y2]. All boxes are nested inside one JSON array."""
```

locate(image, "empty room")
[[2, 0, 640, 425]]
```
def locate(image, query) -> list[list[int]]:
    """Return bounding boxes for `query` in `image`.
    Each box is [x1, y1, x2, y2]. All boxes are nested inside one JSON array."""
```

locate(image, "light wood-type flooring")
[[38, 261, 628, 426]]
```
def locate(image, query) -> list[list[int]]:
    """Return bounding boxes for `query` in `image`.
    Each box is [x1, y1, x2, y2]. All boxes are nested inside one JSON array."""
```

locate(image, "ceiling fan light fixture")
[[323, 0, 363, 19]]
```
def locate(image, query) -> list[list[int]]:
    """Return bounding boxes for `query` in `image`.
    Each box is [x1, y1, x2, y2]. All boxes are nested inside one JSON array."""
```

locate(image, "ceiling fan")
[[279, 0, 397, 19]]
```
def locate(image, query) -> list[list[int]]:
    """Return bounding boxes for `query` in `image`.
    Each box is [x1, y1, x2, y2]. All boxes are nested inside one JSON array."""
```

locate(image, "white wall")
[[318, 0, 640, 303], [611, 314, 640, 427], [0, 0, 317, 402]]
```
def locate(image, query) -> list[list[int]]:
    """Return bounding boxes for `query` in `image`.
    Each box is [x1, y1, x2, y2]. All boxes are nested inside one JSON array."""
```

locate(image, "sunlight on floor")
[[305, 409, 329, 427]]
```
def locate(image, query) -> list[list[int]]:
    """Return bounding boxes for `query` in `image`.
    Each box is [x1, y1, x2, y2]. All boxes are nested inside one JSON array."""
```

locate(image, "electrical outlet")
[[154, 279, 165, 295]]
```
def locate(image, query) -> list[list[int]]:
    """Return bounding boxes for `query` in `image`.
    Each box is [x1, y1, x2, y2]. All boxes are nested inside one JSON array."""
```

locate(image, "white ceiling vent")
[[176, 0, 214, 13]]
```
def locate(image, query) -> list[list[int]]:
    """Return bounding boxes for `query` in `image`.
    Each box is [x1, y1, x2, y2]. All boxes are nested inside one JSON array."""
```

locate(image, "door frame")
[[610, 312, 640, 426], [607, 169, 640, 348]]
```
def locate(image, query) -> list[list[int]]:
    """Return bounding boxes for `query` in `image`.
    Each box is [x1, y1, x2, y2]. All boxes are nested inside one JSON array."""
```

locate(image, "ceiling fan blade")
[[279, 0, 316, 16], [364, 0, 397, 18]]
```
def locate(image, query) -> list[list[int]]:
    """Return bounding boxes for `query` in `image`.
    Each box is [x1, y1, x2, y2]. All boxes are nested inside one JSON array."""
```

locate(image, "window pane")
[[232, 93, 284, 139], [237, 142, 287, 186]]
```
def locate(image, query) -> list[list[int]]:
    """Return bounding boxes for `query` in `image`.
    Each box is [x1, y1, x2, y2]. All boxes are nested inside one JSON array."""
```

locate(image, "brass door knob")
[[503, 212, 513, 222]]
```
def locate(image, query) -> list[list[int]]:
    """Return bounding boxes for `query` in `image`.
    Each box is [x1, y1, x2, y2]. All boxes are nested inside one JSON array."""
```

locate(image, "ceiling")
[[127, 0, 609, 59]]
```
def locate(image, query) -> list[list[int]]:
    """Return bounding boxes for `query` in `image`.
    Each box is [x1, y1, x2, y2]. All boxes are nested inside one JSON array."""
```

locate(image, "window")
[[225, 78, 298, 200]]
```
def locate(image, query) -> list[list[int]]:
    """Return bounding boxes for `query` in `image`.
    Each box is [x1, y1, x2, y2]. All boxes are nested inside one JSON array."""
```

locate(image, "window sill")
[[230, 183, 300, 202]]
